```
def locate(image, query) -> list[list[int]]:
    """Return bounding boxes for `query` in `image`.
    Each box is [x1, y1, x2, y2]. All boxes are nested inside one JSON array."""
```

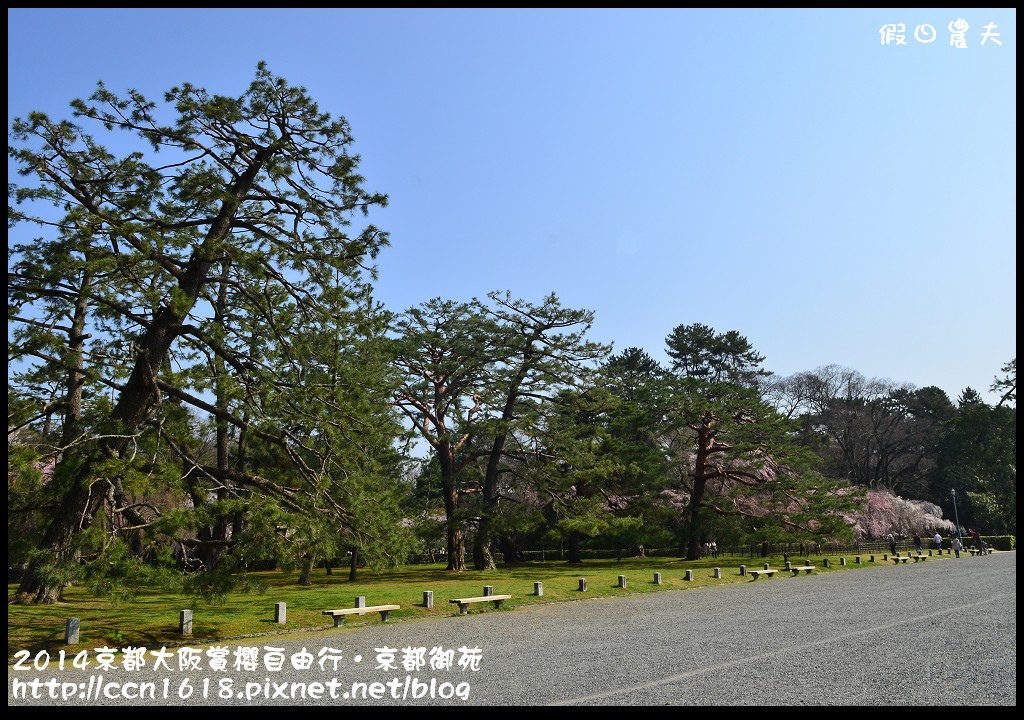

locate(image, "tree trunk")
[[196, 513, 232, 572], [348, 548, 359, 582], [441, 459, 466, 571], [684, 477, 708, 561], [16, 472, 107, 603], [684, 411, 716, 561], [566, 531, 583, 564], [297, 554, 315, 585], [498, 534, 521, 564], [472, 516, 496, 571], [446, 525, 466, 572], [16, 270, 99, 603], [475, 355, 529, 571], [196, 270, 235, 574]]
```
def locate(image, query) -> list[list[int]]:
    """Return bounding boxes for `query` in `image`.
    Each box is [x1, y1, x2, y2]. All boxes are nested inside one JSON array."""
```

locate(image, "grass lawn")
[[8, 550, 952, 661]]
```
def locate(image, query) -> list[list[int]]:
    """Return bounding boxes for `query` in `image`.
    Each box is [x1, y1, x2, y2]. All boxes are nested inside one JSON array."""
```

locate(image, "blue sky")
[[8, 8, 1017, 404]]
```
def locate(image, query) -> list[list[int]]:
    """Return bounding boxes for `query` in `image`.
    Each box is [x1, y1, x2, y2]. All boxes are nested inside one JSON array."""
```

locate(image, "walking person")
[[913, 533, 923, 555], [887, 533, 897, 557], [933, 531, 943, 554], [952, 535, 962, 558]]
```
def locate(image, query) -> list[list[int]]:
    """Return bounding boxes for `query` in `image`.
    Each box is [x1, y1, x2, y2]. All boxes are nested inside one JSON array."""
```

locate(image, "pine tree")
[[9, 63, 395, 602]]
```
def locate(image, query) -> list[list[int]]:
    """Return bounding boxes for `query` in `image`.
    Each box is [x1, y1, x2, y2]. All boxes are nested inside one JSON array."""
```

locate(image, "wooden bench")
[[911, 554, 928, 562], [748, 568, 776, 580], [322, 605, 400, 627], [891, 556, 910, 564], [449, 594, 512, 615], [788, 565, 815, 575]]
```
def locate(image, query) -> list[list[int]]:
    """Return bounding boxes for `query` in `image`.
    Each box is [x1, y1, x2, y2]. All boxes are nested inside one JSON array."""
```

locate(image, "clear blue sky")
[[8, 8, 1017, 404]]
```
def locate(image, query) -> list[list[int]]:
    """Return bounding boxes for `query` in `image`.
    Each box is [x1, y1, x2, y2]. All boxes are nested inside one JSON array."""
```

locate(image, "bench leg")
[[332, 616, 345, 628], [492, 600, 504, 610], [457, 604, 469, 615], [379, 611, 392, 622]]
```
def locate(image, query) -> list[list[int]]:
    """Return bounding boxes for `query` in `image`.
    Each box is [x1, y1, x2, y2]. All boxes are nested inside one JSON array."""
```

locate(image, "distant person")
[[887, 533, 897, 556], [971, 528, 982, 551], [913, 534, 923, 554], [933, 532, 943, 553], [951, 536, 962, 558]]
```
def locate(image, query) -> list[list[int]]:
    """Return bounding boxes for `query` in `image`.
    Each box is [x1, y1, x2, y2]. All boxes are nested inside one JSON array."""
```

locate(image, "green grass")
[[8, 551, 957, 660]]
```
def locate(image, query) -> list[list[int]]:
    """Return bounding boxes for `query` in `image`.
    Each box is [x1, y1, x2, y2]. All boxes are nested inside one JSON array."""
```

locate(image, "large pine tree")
[[8, 63, 402, 602]]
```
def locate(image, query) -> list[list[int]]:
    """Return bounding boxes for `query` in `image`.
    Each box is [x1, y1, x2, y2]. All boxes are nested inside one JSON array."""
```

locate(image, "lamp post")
[[951, 488, 962, 544]]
